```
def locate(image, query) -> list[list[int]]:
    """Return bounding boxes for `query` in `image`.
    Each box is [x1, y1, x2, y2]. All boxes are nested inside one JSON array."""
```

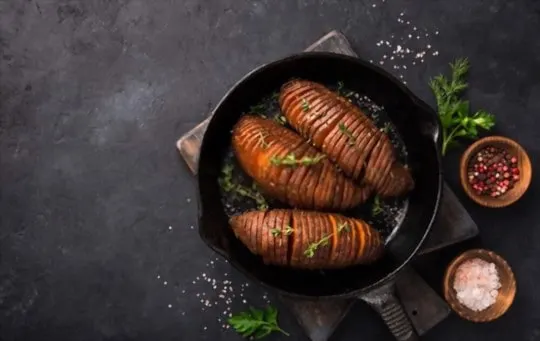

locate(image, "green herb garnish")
[[380, 122, 391, 134], [337, 222, 351, 233], [218, 164, 268, 211], [301, 98, 310, 112], [270, 225, 294, 237], [372, 195, 383, 216], [283, 225, 294, 235], [228, 306, 289, 339], [274, 115, 287, 125], [270, 153, 325, 167], [337, 81, 345, 96], [429, 58, 495, 155], [270, 228, 281, 237], [304, 221, 354, 257], [249, 103, 267, 115], [304, 233, 332, 258], [338, 122, 356, 146]]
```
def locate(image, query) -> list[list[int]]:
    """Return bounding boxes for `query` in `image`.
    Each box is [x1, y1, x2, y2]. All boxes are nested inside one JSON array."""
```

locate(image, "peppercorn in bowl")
[[460, 136, 531, 208]]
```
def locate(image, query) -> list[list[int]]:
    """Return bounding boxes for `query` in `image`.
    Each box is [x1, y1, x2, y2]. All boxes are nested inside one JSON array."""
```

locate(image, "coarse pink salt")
[[453, 258, 501, 311]]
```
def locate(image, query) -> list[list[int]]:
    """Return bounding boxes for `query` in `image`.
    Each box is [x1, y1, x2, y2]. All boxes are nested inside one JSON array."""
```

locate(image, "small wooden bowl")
[[460, 136, 532, 208], [443, 249, 516, 322]]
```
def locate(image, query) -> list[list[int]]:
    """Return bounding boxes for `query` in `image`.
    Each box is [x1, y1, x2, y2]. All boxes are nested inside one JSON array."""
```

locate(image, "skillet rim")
[[196, 51, 443, 298]]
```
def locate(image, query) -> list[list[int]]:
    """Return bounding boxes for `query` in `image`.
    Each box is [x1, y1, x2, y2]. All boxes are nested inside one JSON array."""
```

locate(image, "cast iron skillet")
[[197, 52, 443, 341]]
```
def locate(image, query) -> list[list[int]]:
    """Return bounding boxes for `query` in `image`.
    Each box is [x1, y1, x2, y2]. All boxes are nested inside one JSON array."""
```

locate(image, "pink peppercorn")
[[467, 146, 520, 198]]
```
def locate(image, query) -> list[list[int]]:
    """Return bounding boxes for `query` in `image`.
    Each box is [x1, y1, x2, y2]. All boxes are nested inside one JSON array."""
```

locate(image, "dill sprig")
[[218, 164, 268, 211], [429, 58, 495, 155], [270, 153, 326, 167]]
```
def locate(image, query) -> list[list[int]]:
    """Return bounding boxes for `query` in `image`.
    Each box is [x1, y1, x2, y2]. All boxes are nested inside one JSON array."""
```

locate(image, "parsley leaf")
[[228, 306, 289, 339], [429, 58, 495, 155]]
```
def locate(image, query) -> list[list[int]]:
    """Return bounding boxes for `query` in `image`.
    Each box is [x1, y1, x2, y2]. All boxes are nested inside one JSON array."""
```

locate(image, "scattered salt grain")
[[168, 226, 173, 230], [164, 281, 168, 285], [453, 258, 501, 312], [168, 304, 172, 308]]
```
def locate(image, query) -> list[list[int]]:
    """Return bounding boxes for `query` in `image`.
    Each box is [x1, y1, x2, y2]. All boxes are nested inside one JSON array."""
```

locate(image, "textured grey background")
[[1, 0, 540, 340]]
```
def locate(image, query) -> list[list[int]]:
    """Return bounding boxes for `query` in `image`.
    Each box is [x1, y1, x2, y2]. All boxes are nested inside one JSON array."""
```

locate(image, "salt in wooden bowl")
[[443, 248, 516, 322], [460, 136, 532, 208]]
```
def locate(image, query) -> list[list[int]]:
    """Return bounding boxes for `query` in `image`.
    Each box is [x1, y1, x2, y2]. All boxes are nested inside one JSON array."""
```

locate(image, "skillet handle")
[[359, 281, 419, 341]]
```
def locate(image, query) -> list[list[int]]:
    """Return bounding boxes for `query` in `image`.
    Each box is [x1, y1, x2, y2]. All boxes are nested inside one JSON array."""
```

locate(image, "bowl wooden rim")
[[460, 136, 532, 208], [443, 248, 516, 322]]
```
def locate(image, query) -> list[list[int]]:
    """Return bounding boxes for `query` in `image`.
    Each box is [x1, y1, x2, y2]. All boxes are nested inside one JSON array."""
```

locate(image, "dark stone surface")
[[1, 0, 540, 340]]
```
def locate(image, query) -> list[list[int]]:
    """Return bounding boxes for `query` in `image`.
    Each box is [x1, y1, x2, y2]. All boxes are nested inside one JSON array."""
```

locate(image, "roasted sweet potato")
[[279, 79, 414, 197], [229, 209, 384, 269], [232, 115, 371, 210]]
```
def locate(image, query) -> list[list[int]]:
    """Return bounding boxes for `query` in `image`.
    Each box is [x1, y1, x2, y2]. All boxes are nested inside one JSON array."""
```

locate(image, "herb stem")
[[276, 328, 290, 336], [442, 124, 462, 155]]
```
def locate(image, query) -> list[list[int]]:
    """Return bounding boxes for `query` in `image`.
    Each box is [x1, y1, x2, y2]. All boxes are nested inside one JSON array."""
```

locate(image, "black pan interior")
[[197, 52, 442, 298]]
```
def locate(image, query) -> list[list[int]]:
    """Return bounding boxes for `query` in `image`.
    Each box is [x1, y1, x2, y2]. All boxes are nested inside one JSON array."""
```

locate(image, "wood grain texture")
[[459, 136, 532, 208]]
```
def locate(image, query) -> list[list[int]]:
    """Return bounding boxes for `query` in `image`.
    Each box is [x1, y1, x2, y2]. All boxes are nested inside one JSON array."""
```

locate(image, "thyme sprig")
[[218, 164, 268, 211], [304, 233, 332, 258], [270, 153, 325, 167], [372, 195, 383, 216], [301, 98, 310, 112], [274, 115, 287, 125], [338, 122, 356, 146], [270, 225, 294, 237], [304, 221, 351, 258]]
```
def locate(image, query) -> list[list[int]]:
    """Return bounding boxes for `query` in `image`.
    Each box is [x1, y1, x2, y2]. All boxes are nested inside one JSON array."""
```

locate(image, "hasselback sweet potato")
[[232, 115, 371, 210], [229, 209, 384, 269], [279, 79, 414, 197]]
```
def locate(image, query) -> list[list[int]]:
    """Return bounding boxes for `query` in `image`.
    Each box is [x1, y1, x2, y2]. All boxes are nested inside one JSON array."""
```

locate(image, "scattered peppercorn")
[[467, 146, 520, 198]]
